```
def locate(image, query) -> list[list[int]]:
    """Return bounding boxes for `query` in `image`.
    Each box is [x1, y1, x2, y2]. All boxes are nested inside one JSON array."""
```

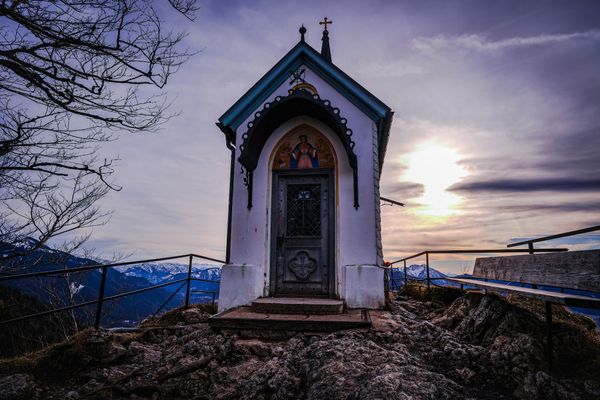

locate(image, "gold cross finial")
[[319, 17, 332, 31]]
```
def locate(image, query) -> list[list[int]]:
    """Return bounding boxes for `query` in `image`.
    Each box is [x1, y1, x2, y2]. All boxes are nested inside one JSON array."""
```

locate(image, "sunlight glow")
[[402, 142, 468, 220]]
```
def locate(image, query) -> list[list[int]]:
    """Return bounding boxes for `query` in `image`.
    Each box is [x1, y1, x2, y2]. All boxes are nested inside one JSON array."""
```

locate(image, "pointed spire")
[[299, 25, 306, 42], [319, 17, 333, 62], [321, 29, 332, 62]]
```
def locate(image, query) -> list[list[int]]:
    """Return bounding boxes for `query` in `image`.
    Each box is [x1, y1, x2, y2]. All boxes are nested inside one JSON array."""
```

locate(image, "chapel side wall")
[[372, 121, 384, 266], [228, 84, 291, 270]]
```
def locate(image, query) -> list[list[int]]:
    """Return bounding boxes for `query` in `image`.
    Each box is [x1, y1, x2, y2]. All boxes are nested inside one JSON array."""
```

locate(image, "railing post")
[[185, 255, 193, 307], [545, 301, 554, 370], [403, 260, 407, 288], [426, 252, 430, 290], [94, 266, 108, 329], [383, 267, 394, 293], [529, 242, 537, 289]]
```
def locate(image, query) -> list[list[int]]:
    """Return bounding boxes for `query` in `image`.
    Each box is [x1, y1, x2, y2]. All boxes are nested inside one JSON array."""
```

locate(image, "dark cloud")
[[501, 203, 600, 214], [451, 177, 600, 192], [381, 182, 425, 199], [536, 128, 600, 178]]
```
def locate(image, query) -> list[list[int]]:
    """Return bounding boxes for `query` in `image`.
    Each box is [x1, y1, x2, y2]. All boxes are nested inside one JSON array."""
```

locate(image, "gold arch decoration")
[[289, 82, 318, 95], [272, 126, 336, 170]]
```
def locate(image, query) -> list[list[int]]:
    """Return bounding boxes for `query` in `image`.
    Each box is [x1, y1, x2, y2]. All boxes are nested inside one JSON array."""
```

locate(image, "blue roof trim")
[[300, 45, 390, 120], [219, 43, 304, 130], [218, 41, 391, 132]]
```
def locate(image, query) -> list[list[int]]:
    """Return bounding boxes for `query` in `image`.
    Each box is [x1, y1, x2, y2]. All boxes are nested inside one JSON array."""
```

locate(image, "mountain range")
[[388, 263, 458, 290], [116, 262, 221, 285], [0, 240, 221, 328]]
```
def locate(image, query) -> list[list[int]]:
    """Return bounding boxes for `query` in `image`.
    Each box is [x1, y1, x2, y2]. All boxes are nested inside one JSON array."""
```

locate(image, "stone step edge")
[[208, 309, 371, 332], [250, 300, 344, 315]]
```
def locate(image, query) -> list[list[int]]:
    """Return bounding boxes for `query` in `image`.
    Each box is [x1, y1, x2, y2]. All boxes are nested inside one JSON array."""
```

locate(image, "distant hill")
[[115, 262, 221, 305], [0, 285, 75, 358]]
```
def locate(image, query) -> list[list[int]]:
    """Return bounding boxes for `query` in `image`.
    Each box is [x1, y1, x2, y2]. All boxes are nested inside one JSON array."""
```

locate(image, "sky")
[[75, 0, 600, 274]]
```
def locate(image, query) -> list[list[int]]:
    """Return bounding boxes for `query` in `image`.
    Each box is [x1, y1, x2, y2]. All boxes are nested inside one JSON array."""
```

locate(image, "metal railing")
[[385, 248, 568, 291], [0, 253, 224, 329], [507, 225, 600, 252], [386, 225, 600, 292]]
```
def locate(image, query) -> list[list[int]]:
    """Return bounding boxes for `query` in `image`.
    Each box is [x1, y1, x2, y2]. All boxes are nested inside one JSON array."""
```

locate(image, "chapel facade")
[[216, 23, 394, 312]]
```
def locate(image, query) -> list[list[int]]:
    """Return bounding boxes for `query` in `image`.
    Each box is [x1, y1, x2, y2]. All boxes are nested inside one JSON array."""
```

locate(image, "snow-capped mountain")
[[1, 237, 67, 268], [388, 264, 460, 289], [115, 262, 221, 284], [403, 264, 449, 280]]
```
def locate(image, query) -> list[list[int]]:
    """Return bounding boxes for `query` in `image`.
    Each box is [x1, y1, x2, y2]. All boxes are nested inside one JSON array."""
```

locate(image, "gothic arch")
[[270, 125, 337, 171], [238, 89, 359, 209]]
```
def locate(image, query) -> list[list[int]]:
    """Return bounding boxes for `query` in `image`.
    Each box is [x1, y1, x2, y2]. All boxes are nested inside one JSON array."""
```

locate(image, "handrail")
[[0, 253, 225, 282], [507, 225, 600, 248], [0, 278, 189, 326], [388, 248, 568, 265], [188, 253, 227, 264], [0, 254, 222, 329], [385, 247, 568, 291]]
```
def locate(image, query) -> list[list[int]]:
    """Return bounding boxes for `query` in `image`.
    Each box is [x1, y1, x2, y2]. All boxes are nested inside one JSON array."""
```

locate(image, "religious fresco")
[[272, 129, 335, 170]]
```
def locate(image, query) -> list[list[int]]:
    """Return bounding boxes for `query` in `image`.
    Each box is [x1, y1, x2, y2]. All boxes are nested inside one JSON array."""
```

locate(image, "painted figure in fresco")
[[290, 135, 319, 169], [276, 142, 292, 169], [316, 138, 334, 167]]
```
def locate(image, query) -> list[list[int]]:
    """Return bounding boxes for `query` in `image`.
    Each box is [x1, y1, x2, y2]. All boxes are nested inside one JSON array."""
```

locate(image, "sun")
[[401, 142, 467, 220]]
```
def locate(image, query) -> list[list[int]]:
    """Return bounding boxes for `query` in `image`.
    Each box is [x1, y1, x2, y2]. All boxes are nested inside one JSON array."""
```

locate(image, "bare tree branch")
[[0, 0, 197, 259]]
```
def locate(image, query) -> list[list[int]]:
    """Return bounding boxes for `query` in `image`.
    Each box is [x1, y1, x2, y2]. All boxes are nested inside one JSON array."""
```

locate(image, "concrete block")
[[217, 264, 263, 312], [342, 264, 385, 309]]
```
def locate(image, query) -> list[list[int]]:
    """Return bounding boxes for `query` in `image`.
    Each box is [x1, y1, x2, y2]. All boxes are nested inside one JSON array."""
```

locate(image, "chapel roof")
[[217, 27, 394, 169]]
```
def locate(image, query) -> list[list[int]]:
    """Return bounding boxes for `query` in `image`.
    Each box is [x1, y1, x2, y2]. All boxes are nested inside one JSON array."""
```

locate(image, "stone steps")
[[208, 307, 370, 333], [208, 297, 371, 333], [251, 297, 344, 314]]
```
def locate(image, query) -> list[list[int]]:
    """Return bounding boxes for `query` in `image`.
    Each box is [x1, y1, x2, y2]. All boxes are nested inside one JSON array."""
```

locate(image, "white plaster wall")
[[342, 265, 385, 309], [226, 64, 382, 304], [217, 264, 263, 312]]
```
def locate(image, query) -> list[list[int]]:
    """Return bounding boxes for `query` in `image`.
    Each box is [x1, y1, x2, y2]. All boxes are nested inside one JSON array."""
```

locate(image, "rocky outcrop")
[[0, 294, 599, 400]]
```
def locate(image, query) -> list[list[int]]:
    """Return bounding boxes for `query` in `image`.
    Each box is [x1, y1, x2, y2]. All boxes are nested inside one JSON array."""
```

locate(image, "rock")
[[101, 342, 127, 363], [456, 367, 476, 384], [234, 338, 275, 357], [584, 379, 600, 397], [2, 293, 599, 400], [0, 374, 36, 400], [64, 390, 79, 399], [179, 307, 210, 324]]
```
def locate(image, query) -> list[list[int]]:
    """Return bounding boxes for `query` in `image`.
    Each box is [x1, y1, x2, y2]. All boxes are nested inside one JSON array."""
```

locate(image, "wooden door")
[[271, 171, 334, 297]]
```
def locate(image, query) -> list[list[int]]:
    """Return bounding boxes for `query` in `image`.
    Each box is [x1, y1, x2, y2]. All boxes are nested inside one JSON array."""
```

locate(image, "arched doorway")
[[269, 125, 337, 297]]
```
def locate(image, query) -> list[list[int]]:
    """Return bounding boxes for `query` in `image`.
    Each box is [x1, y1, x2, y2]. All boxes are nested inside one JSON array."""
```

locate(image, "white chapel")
[[215, 21, 394, 313]]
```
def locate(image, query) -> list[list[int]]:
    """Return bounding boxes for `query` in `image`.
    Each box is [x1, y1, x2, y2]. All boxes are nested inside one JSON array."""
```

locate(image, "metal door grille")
[[286, 184, 321, 237]]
